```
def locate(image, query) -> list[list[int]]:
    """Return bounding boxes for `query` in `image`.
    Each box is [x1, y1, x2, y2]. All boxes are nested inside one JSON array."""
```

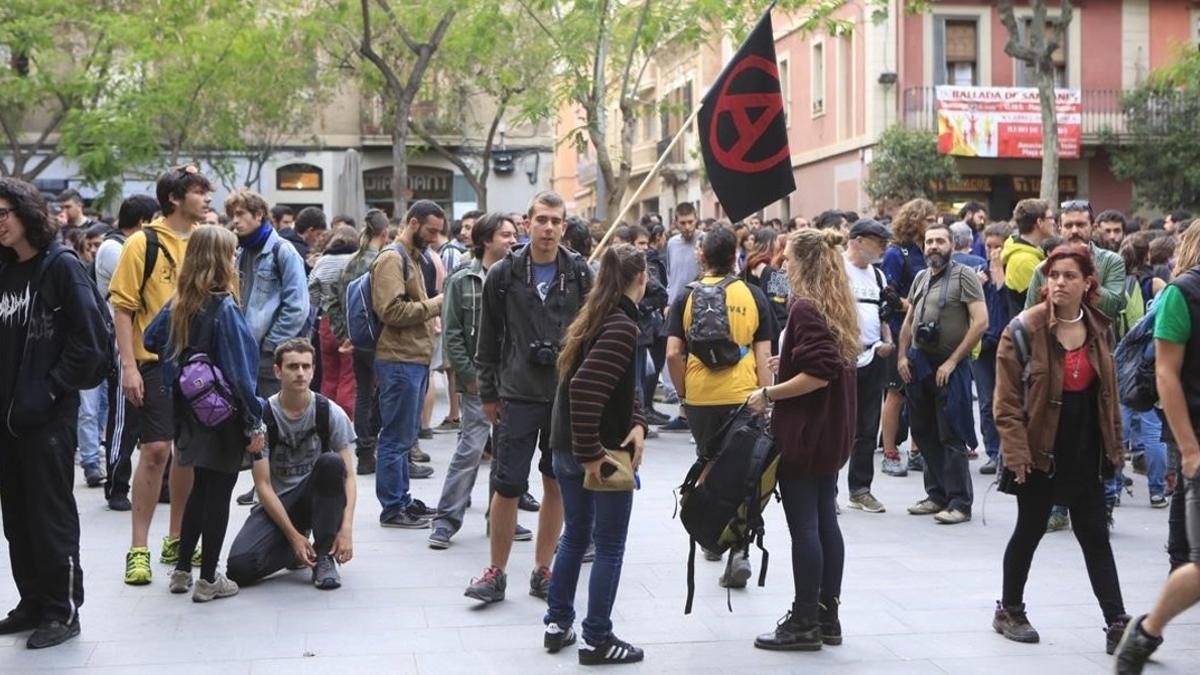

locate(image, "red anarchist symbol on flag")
[[708, 55, 789, 173]]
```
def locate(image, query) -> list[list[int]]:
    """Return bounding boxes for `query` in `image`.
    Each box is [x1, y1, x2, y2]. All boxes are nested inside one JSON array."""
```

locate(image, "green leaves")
[[1106, 80, 1200, 211], [864, 125, 959, 204]]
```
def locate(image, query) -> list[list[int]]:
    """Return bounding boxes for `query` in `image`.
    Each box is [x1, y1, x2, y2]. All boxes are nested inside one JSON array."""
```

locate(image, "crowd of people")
[[0, 168, 1197, 673]]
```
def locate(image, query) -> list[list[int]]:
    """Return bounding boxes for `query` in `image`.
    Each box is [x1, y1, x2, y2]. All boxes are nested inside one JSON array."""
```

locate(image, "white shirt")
[[844, 260, 884, 367]]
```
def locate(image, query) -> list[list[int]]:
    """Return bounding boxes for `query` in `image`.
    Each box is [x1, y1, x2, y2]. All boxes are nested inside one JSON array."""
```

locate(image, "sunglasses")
[[1060, 199, 1091, 211]]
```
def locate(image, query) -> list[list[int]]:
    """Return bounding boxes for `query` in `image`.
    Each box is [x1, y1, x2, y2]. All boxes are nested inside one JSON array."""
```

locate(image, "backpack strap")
[[685, 537, 697, 615], [139, 229, 176, 303], [262, 399, 279, 455], [314, 393, 332, 454], [1006, 314, 1032, 384]]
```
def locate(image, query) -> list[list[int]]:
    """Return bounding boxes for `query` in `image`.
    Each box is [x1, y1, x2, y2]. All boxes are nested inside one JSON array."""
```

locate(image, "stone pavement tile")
[[875, 629, 1093, 660], [303, 627, 462, 656], [424, 599, 547, 629], [280, 607, 428, 634], [889, 604, 1101, 634], [251, 654, 418, 675], [0, 641, 96, 670], [50, 662, 250, 675], [932, 653, 1108, 675], [1083, 647, 1200, 673], [86, 635, 307, 667]]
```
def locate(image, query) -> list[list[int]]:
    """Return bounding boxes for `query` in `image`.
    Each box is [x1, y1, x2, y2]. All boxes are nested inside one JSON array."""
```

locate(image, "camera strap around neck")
[[917, 262, 954, 322]]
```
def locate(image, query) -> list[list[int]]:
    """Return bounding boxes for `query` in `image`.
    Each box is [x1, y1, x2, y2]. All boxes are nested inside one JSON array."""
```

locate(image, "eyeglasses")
[[0, 207, 11, 222]]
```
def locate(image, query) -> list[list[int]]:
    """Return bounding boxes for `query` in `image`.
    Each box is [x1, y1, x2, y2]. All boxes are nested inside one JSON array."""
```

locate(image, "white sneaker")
[[192, 573, 239, 603], [168, 569, 193, 594]]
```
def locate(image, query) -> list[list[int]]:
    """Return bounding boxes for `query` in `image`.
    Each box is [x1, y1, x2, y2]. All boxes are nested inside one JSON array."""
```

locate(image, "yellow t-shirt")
[[108, 219, 194, 363], [668, 276, 772, 406]]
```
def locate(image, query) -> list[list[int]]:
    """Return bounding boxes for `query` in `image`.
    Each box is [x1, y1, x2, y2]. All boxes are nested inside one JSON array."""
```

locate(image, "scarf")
[[237, 221, 272, 251]]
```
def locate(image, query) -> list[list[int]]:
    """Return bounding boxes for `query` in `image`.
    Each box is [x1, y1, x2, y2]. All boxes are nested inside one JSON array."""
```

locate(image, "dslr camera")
[[878, 286, 903, 321], [914, 320, 941, 348], [528, 340, 559, 367]]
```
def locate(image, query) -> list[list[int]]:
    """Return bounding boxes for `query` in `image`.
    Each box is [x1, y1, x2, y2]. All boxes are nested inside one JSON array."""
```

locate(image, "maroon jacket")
[[771, 299, 856, 480]]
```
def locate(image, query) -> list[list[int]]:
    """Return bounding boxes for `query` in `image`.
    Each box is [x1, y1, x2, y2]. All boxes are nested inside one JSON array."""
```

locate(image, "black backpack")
[[256, 393, 334, 469], [677, 407, 780, 614], [686, 276, 744, 369]]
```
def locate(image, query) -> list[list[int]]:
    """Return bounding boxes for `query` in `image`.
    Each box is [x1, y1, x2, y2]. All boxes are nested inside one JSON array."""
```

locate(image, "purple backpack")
[[178, 352, 237, 427]]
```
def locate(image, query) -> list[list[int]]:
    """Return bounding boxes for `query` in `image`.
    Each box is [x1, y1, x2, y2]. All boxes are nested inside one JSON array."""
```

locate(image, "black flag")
[[697, 9, 795, 223]]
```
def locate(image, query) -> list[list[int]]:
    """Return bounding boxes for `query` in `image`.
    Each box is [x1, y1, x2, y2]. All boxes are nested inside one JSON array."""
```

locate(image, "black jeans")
[[227, 454, 348, 585], [351, 348, 381, 458], [907, 373, 974, 514], [848, 357, 886, 495], [177, 466, 238, 582], [780, 474, 844, 612], [1002, 475, 1125, 624], [0, 413, 84, 624]]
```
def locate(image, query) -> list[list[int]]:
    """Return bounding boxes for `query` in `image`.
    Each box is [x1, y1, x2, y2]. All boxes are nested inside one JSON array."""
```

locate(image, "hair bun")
[[822, 229, 847, 249]]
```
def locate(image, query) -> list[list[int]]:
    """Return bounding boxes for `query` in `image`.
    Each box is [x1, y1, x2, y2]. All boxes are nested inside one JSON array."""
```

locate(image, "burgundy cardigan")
[[771, 299, 857, 480]]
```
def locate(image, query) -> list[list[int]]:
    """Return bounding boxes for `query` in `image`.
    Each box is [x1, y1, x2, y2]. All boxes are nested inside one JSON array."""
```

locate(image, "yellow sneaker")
[[125, 547, 152, 585], [160, 536, 201, 566]]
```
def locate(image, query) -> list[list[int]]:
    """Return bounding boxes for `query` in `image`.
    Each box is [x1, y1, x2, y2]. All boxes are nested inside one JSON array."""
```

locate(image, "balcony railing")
[[657, 135, 687, 165], [902, 87, 1134, 141]]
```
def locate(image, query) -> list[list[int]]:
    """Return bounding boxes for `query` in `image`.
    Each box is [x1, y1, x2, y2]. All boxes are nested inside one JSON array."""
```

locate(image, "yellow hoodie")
[[108, 217, 194, 363], [1001, 234, 1045, 294]]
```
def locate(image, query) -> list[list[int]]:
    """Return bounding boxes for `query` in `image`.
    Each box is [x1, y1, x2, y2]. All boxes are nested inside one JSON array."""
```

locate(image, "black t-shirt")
[[0, 256, 40, 413]]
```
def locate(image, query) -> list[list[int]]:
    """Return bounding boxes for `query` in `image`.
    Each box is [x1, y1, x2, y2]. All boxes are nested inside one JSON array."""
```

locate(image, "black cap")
[[848, 218, 892, 240]]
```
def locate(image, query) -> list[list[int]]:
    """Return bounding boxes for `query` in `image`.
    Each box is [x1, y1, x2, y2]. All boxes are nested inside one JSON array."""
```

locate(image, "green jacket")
[[442, 258, 486, 392], [1024, 242, 1127, 322]]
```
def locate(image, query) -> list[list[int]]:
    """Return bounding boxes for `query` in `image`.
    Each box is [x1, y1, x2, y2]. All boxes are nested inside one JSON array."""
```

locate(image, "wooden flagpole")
[[588, 103, 703, 263]]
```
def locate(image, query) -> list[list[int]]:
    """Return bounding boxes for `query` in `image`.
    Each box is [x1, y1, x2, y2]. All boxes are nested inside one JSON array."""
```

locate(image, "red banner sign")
[[936, 86, 1081, 159]]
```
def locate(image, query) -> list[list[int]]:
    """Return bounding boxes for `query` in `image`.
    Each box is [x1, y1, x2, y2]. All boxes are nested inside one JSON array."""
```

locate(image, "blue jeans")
[[545, 450, 634, 645], [374, 360, 428, 520], [971, 344, 1000, 461], [77, 382, 108, 470], [1122, 405, 1168, 497]]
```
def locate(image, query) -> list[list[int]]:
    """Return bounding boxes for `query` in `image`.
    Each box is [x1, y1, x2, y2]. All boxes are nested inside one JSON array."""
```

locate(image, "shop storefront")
[[363, 165, 454, 217], [930, 174, 1078, 220]]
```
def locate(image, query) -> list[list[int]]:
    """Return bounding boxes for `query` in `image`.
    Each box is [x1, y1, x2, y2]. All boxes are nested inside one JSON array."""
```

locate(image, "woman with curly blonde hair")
[[747, 228, 858, 652]]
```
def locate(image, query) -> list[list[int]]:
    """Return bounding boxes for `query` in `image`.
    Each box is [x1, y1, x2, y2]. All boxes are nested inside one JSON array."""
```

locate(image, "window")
[[641, 103, 655, 142], [840, 36, 854, 135], [276, 163, 322, 191], [1016, 17, 1068, 87], [778, 58, 791, 126], [811, 42, 825, 116], [934, 18, 979, 86]]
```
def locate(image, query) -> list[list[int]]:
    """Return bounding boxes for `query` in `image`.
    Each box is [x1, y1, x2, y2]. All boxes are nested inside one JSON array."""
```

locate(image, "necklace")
[[1059, 309, 1084, 324]]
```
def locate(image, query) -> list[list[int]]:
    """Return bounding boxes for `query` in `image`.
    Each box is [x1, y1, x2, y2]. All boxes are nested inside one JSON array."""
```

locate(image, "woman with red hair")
[[992, 244, 1130, 653]]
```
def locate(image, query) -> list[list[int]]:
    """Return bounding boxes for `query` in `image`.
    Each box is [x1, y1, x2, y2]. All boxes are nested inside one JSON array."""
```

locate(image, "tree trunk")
[[1037, 70, 1059, 205], [391, 105, 410, 217]]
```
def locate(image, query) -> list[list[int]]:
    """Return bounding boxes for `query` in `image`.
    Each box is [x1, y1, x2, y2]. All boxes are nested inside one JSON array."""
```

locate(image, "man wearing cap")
[[843, 219, 896, 513]]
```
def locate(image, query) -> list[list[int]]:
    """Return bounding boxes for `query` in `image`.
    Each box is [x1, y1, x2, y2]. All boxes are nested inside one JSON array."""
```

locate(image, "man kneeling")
[[227, 339, 357, 589]]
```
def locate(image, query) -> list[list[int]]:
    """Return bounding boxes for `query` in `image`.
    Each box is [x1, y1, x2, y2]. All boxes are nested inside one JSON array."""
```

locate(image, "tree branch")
[[618, 0, 652, 106], [410, 117, 483, 200], [400, 8, 456, 102], [359, 0, 404, 97], [998, 0, 1039, 63], [374, 0, 420, 54]]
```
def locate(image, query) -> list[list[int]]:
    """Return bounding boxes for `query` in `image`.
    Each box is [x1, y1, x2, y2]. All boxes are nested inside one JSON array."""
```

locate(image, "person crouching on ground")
[[144, 225, 265, 602], [992, 244, 1131, 653], [746, 228, 858, 652], [543, 243, 648, 665]]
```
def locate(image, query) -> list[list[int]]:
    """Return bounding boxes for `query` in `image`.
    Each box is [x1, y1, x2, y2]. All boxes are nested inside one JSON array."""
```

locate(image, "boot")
[[819, 598, 842, 646], [1106, 614, 1133, 656], [992, 601, 1040, 643], [754, 604, 822, 651], [356, 442, 376, 476]]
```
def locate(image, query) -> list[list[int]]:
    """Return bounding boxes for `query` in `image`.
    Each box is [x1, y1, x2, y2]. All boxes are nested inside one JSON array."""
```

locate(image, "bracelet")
[[762, 386, 773, 403]]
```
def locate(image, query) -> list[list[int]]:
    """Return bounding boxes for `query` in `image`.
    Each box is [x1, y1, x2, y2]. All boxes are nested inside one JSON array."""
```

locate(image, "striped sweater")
[[553, 297, 647, 463]]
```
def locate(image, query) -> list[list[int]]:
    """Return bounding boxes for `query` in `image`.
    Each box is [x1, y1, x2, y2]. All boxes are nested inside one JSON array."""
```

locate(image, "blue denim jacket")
[[144, 295, 265, 432], [237, 229, 310, 353], [907, 347, 978, 449]]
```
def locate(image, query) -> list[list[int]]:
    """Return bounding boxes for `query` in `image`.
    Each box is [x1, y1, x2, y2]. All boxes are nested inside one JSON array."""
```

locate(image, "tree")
[[408, 2, 557, 211], [998, 0, 1073, 207], [864, 125, 959, 205], [1106, 49, 1200, 211], [0, 0, 121, 181]]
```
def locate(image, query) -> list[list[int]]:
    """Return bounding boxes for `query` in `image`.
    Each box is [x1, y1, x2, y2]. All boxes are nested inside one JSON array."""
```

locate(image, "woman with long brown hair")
[[144, 225, 264, 602], [544, 243, 648, 665], [747, 228, 859, 652], [992, 244, 1129, 652], [741, 227, 789, 340]]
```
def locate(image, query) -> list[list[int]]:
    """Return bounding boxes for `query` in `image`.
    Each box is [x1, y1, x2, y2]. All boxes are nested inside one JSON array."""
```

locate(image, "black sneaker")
[[84, 465, 104, 488], [236, 487, 256, 506], [519, 492, 541, 512], [380, 511, 431, 529], [428, 527, 452, 549], [464, 566, 506, 603], [27, 618, 80, 649], [754, 611, 822, 651], [107, 495, 132, 512], [907, 453, 925, 472], [514, 524, 533, 541], [578, 634, 644, 665], [406, 499, 436, 518], [0, 608, 38, 635], [659, 417, 690, 432], [545, 623, 577, 653], [645, 409, 670, 426], [418, 428, 434, 440], [992, 601, 1039, 643], [1113, 614, 1162, 674], [1106, 614, 1133, 655], [979, 458, 998, 475], [410, 462, 435, 479], [529, 566, 552, 599], [312, 554, 341, 590]]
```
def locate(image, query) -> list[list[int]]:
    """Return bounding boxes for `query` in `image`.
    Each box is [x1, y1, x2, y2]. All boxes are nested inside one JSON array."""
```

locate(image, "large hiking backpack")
[[1115, 305, 1159, 412], [345, 244, 409, 350], [677, 406, 780, 614], [686, 276, 745, 369]]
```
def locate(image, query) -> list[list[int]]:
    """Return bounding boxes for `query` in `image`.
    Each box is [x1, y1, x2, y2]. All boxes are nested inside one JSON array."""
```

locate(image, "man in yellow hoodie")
[[1001, 198, 1056, 316], [107, 166, 210, 585]]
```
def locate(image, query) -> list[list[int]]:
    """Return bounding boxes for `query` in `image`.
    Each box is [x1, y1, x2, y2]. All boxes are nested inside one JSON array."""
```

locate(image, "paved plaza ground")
[[2, 399, 1199, 674]]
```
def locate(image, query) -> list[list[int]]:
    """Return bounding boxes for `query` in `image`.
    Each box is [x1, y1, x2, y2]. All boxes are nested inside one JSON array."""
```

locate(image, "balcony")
[[360, 96, 465, 142], [656, 136, 687, 166], [902, 87, 1132, 143]]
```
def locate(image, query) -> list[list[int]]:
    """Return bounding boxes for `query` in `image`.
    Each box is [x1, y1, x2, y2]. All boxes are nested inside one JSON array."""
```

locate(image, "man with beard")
[[1097, 210, 1128, 252], [898, 222, 988, 525], [1025, 201, 1126, 321]]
